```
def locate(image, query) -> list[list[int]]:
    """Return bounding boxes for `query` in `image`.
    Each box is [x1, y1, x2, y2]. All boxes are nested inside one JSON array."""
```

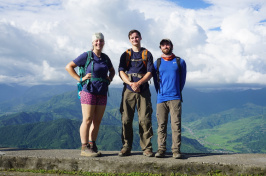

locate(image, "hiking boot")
[[80, 144, 99, 157], [155, 150, 165, 158], [89, 142, 102, 156], [118, 147, 131, 157], [143, 149, 153, 157], [173, 152, 182, 159]]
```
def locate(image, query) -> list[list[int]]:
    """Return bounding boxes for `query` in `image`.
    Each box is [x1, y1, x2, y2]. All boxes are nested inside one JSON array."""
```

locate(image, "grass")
[[1, 168, 264, 176]]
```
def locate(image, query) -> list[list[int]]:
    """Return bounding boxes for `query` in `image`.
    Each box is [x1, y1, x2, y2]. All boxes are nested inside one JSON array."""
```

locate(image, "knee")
[[92, 117, 102, 126], [82, 118, 92, 126], [122, 117, 132, 125], [139, 119, 152, 126]]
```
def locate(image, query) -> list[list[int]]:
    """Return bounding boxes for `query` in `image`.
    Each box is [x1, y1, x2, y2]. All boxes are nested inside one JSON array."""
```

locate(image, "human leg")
[[89, 94, 107, 141], [88, 94, 107, 155], [80, 104, 95, 145], [80, 104, 98, 157], [155, 101, 169, 158], [169, 99, 182, 158], [137, 89, 153, 154], [79, 91, 99, 157], [89, 104, 106, 154], [89, 105, 106, 140], [119, 88, 136, 156]]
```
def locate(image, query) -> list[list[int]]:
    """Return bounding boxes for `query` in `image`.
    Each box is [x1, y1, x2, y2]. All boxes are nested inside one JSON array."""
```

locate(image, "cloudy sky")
[[0, 0, 266, 88]]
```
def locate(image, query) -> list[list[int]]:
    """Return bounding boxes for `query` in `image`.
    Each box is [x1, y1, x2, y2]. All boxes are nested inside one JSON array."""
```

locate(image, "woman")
[[65, 32, 115, 157]]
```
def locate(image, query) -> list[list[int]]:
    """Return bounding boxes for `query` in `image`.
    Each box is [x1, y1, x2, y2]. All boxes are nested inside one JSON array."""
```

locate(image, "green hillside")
[[0, 118, 208, 153], [0, 118, 80, 149], [0, 85, 75, 115], [183, 104, 266, 153], [0, 85, 265, 153], [0, 112, 54, 127]]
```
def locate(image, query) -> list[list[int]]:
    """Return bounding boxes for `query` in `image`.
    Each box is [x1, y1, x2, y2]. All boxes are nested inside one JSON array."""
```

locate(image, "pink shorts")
[[80, 91, 107, 105]]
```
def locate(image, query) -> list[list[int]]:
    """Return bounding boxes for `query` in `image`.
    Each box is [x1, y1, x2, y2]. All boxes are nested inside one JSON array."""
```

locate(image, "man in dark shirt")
[[118, 29, 154, 157]]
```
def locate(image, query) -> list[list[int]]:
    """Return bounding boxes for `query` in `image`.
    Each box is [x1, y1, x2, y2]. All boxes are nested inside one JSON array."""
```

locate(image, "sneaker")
[[118, 147, 131, 157], [80, 144, 99, 157], [173, 153, 182, 159], [143, 149, 153, 157], [89, 142, 102, 156], [155, 150, 165, 158]]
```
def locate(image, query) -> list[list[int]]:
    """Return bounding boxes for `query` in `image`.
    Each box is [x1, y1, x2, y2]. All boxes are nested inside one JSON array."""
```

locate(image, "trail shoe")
[[118, 147, 131, 157], [155, 150, 165, 158], [173, 153, 182, 159], [143, 149, 153, 157], [80, 144, 99, 157], [89, 142, 102, 156]]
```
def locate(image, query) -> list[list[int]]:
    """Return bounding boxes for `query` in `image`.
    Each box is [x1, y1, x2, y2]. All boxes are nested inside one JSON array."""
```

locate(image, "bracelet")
[[80, 77, 82, 82]]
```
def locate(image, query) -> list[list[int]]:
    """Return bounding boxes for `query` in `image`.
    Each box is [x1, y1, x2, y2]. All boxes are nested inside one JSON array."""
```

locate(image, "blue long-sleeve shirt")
[[153, 57, 187, 104]]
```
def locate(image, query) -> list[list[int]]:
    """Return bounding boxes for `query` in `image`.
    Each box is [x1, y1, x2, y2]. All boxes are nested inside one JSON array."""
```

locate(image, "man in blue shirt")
[[153, 39, 187, 159], [118, 30, 154, 157]]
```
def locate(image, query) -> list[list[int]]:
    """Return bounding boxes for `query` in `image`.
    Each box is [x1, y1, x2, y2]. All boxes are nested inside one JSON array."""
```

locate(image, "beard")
[[162, 48, 172, 55]]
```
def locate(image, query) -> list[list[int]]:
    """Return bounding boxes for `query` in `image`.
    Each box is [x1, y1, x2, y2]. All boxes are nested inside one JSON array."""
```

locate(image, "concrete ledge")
[[0, 148, 265, 175]]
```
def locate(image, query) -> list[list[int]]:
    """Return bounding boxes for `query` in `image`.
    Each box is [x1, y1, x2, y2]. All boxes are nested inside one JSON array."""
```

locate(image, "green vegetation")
[[2, 169, 165, 176], [0, 85, 265, 153], [0, 117, 207, 153], [1, 168, 264, 176], [182, 104, 266, 153]]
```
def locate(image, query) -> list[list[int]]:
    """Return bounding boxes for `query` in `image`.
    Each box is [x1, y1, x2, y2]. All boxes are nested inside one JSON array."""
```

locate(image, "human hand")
[[82, 73, 92, 81], [106, 76, 112, 82], [134, 87, 140, 92], [130, 82, 140, 92]]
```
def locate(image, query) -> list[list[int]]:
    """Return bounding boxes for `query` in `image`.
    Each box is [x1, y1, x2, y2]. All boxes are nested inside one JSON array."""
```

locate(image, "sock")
[[81, 143, 88, 146], [89, 141, 94, 145]]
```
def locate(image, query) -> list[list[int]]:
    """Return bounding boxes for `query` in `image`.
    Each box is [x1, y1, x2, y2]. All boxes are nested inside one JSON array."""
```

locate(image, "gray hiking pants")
[[120, 88, 153, 151], [156, 99, 182, 153]]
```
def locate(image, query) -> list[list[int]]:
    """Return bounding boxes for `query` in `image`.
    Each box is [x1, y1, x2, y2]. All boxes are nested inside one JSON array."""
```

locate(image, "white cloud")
[[0, 0, 265, 87]]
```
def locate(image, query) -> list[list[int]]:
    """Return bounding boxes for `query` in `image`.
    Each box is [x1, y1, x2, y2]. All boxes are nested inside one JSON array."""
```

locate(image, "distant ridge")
[[0, 84, 265, 153]]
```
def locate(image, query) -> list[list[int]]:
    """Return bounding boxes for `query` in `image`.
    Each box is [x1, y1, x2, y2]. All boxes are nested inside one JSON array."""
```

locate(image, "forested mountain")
[[0, 84, 265, 153], [183, 103, 265, 153], [0, 117, 208, 153]]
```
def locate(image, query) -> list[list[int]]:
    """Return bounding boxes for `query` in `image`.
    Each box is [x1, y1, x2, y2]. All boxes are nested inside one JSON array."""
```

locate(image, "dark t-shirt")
[[118, 48, 154, 92], [73, 51, 113, 95]]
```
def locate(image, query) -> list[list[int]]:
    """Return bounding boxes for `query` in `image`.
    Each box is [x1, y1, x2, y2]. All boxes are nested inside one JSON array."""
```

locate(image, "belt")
[[127, 73, 145, 81]]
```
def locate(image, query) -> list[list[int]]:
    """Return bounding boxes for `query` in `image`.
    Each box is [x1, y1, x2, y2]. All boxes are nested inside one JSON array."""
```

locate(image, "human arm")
[[152, 60, 159, 93], [107, 67, 115, 83], [131, 50, 154, 91], [119, 70, 133, 85], [65, 61, 91, 82], [130, 72, 152, 91], [180, 59, 187, 91], [118, 52, 134, 86]]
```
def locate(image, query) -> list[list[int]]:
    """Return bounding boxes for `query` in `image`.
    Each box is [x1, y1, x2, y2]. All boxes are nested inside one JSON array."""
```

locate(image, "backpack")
[[125, 47, 148, 68], [77, 51, 110, 99], [156, 57, 183, 102]]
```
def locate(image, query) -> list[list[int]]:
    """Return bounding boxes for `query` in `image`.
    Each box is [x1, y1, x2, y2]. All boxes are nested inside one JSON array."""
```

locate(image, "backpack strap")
[[125, 48, 148, 69], [77, 51, 92, 99], [87, 53, 110, 85], [156, 57, 183, 102], [125, 49, 131, 68], [141, 49, 148, 67], [85, 51, 93, 85], [85, 51, 92, 70], [156, 58, 162, 93]]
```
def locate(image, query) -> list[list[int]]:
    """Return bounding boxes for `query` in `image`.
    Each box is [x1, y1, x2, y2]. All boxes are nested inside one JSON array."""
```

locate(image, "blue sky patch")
[[169, 0, 212, 9], [210, 27, 221, 31]]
